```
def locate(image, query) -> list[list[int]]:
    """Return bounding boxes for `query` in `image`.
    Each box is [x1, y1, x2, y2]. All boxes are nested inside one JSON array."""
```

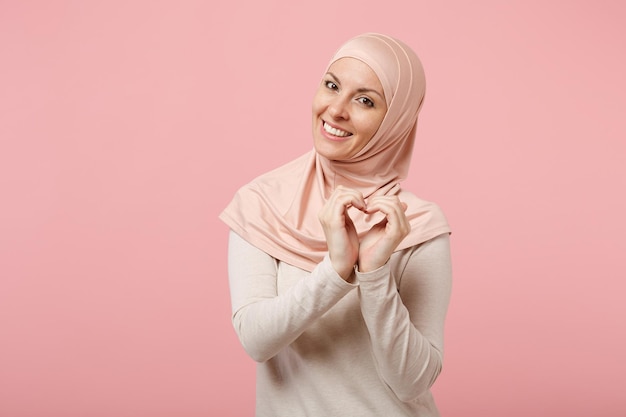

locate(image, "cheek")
[[366, 111, 386, 136], [356, 114, 382, 139], [311, 90, 326, 114]]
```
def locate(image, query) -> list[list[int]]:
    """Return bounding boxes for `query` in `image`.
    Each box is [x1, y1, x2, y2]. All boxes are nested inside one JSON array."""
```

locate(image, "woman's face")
[[312, 57, 387, 161]]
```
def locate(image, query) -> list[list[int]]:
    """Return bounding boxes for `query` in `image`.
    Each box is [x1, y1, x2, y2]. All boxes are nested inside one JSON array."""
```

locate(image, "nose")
[[327, 95, 349, 120]]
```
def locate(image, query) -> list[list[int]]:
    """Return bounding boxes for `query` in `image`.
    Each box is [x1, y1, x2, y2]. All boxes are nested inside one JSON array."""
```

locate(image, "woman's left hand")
[[358, 196, 411, 273]]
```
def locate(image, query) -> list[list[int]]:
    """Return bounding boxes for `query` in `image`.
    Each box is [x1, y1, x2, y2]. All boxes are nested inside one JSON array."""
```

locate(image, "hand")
[[358, 196, 411, 273], [318, 186, 366, 281]]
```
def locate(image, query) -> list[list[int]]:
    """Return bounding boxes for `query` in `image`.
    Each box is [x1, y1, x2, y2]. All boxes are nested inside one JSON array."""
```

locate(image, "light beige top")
[[227, 230, 452, 417]]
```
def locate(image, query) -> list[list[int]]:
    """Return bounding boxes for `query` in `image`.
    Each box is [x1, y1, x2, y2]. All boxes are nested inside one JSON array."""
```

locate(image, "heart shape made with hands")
[[319, 187, 411, 276], [346, 200, 409, 234], [346, 204, 386, 229], [345, 199, 410, 273]]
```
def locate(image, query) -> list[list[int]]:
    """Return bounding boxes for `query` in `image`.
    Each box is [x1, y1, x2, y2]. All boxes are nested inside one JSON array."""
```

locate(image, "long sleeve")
[[227, 230, 357, 362], [356, 233, 452, 403]]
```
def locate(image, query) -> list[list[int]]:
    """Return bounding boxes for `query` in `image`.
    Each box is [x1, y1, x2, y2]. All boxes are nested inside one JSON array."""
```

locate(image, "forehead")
[[327, 58, 383, 91]]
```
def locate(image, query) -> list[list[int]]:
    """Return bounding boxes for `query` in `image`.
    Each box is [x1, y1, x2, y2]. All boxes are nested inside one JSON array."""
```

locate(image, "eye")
[[357, 97, 375, 107], [325, 80, 338, 90]]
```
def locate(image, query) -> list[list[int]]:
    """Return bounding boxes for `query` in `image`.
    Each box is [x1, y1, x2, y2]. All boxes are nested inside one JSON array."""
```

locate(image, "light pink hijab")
[[219, 33, 450, 271]]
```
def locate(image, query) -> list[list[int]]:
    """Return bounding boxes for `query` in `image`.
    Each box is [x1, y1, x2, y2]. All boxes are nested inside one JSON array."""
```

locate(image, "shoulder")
[[225, 151, 313, 208], [391, 233, 452, 292], [395, 189, 451, 249], [398, 189, 447, 217], [393, 233, 451, 269]]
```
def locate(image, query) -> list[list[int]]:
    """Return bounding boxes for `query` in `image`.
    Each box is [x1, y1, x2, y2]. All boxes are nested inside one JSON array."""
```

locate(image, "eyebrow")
[[326, 72, 385, 101]]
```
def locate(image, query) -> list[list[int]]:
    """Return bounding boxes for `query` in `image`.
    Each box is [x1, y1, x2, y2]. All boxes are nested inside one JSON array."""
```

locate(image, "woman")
[[220, 33, 452, 417]]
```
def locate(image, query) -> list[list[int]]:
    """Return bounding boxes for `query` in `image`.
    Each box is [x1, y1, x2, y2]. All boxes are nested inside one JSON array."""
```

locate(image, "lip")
[[320, 120, 353, 142]]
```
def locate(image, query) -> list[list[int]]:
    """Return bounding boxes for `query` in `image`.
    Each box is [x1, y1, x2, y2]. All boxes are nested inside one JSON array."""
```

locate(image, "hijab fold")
[[220, 33, 450, 272]]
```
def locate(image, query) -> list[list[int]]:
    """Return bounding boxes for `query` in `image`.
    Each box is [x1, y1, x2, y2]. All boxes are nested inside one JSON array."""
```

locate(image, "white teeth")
[[323, 122, 351, 137]]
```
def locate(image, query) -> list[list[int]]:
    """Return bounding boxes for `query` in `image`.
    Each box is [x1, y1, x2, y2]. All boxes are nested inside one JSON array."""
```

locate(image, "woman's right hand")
[[318, 186, 365, 281]]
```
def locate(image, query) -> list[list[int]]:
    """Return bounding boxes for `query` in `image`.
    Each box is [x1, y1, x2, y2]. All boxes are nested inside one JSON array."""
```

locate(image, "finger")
[[338, 186, 366, 209], [329, 187, 366, 211], [366, 198, 410, 231], [319, 190, 365, 229], [366, 196, 406, 218]]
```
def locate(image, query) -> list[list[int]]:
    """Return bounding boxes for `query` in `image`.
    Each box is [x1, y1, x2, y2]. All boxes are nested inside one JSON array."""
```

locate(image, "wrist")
[[331, 260, 356, 282], [355, 262, 389, 282], [355, 262, 387, 274], [357, 259, 386, 273]]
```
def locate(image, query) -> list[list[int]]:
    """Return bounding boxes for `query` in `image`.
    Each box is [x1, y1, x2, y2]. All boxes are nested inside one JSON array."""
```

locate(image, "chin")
[[314, 146, 348, 162], [313, 130, 355, 161], [313, 143, 331, 159]]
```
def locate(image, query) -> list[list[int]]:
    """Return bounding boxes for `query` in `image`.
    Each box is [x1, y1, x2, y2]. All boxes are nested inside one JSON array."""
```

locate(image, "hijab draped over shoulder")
[[219, 33, 450, 272]]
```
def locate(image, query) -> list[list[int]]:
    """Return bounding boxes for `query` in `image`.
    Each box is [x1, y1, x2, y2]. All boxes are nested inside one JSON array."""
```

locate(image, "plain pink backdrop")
[[1, 1, 625, 416]]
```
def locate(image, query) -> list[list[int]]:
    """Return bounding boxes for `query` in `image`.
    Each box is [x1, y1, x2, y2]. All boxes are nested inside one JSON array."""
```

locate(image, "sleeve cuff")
[[354, 262, 390, 283], [319, 254, 359, 290]]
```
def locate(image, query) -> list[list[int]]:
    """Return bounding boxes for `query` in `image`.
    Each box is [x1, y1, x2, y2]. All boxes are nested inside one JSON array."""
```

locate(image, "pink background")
[[1, 1, 625, 416]]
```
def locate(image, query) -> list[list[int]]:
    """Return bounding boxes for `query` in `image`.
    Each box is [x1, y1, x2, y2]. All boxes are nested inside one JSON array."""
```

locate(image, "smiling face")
[[312, 57, 387, 161]]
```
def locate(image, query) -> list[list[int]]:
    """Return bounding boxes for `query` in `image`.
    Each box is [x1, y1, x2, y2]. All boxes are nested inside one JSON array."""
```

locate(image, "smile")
[[323, 122, 352, 138]]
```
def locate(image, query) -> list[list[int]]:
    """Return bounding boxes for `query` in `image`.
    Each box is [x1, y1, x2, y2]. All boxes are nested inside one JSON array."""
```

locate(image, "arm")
[[227, 230, 357, 362], [357, 233, 452, 402]]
